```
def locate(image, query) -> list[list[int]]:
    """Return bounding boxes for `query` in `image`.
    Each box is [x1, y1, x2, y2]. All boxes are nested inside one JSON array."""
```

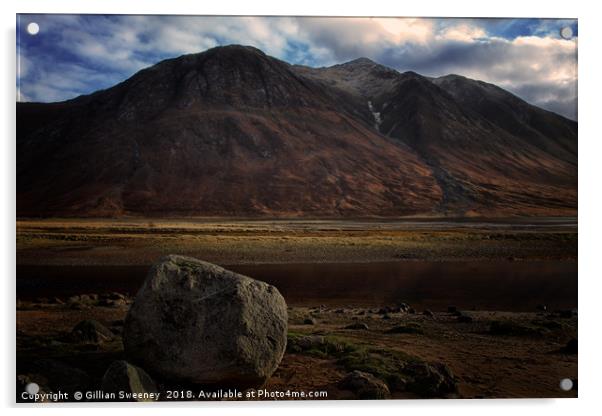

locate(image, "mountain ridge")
[[17, 44, 577, 218]]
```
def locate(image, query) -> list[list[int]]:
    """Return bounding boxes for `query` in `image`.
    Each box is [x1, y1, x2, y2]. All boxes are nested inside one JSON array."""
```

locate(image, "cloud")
[[437, 23, 487, 42], [288, 18, 577, 119], [16, 15, 577, 119]]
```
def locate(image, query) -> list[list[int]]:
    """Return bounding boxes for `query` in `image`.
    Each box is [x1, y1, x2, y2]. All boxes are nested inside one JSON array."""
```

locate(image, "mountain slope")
[[295, 59, 577, 216], [432, 74, 577, 163], [17, 45, 441, 217], [17, 45, 577, 217]]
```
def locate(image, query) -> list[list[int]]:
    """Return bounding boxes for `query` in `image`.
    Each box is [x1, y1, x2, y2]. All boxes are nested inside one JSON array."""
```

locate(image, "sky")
[[16, 15, 578, 120]]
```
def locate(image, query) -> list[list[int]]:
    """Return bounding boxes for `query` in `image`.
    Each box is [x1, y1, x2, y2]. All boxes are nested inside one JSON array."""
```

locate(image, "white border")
[[3, 1, 601, 415]]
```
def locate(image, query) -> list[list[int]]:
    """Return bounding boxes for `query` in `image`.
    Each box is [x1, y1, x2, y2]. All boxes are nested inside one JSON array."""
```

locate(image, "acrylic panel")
[[16, 14, 578, 402]]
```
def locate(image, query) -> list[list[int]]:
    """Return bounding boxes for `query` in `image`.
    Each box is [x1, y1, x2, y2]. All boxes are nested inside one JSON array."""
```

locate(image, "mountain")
[[295, 59, 577, 216], [16, 45, 577, 217]]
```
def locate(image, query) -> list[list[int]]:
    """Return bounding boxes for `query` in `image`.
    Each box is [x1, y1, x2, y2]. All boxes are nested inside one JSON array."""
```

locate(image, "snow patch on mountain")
[[367, 101, 382, 131]]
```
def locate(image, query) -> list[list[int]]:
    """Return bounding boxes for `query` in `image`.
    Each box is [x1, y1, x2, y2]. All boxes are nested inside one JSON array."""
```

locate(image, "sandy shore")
[[16, 218, 577, 265]]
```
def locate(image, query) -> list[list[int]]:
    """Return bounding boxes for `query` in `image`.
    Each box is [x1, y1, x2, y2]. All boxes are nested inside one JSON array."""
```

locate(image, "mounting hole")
[[560, 26, 573, 40], [559, 378, 573, 391], [25, 382, 40, 395], [26, 22, 40, 35]]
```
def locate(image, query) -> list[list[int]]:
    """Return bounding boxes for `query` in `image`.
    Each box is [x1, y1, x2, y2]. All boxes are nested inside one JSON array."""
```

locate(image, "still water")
[[17, 260, 577, 311]]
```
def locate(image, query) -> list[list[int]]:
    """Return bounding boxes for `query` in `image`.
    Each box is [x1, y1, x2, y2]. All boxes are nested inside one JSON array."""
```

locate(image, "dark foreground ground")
[[16, 218, 578, 400], [16, 297, 577, 400]]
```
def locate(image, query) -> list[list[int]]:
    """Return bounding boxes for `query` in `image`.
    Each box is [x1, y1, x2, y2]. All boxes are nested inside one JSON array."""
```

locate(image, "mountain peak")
[[342, 57, 377, 66], [399, 71, 433, 83], [98, 44, 326, 116], [335, 57, 397, 75], [203, 44, 267, 59], [435, 73, 468, 81]]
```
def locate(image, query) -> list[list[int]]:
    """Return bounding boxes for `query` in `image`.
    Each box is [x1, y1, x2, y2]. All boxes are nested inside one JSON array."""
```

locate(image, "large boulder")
[[123, 255, 288, 388]]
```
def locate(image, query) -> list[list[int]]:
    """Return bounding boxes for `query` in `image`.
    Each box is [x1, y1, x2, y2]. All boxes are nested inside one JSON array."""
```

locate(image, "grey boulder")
[[124, 255, 288, 388]]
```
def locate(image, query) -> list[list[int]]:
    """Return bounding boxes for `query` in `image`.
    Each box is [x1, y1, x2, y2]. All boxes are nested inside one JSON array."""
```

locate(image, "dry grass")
[[16, 218, 577, 266]]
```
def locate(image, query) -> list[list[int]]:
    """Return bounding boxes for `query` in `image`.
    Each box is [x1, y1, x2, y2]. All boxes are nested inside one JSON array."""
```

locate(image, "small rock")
[[381, 314, 391, 320], [98, 298, 127, 307], [344, 323, 369, 330], [489, 320, 544, 337], [339, 370, 391, 399], [296, 335, 326, 350], [69, 301, 90, 310], [457, 314, 473, 323], [534, 319, 562, 330], [386, 324, 423, 334], [423, 309, 434, 317], [303, 318, 316, 325], [28, 359, 90, 394], [558, 310, 575, 319], [67, 295, 81, 303], [564, 338, 578, 354], [70, 320, 114, 344], [404, 362, 457, 397], [397, 302, 410, 312], [386, 373, 408, 392], [77, 294, 95, 303], [110, 326, 123, 335], [101, 361, 158, 401], [102, 292, 126, 301]]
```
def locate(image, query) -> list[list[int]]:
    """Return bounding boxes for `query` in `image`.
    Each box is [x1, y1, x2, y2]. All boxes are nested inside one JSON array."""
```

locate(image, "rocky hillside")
[[17, 45, 577, 217]]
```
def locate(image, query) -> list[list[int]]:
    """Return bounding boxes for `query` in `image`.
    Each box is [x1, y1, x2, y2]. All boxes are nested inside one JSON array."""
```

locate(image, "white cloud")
[[437, 24, 487, 42], [371, 18, 435, 44]]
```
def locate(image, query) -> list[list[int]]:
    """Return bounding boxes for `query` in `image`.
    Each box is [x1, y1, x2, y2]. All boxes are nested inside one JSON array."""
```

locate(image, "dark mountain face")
[[296, 58, 577, 215], [17, 46, 440, 217], [17, 45, 577, 217], [432, 75, 577, 163]]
